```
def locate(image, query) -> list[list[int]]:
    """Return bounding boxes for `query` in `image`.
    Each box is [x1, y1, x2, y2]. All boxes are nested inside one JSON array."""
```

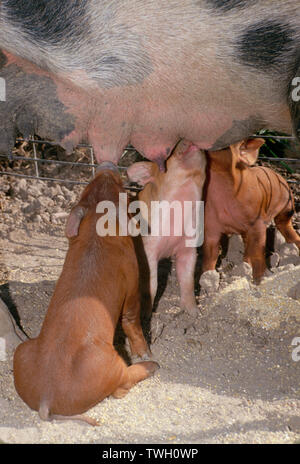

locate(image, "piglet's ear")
[[127, 162, 155, 186], [234, 138, 265, 167], [65, 205, 87, 238]]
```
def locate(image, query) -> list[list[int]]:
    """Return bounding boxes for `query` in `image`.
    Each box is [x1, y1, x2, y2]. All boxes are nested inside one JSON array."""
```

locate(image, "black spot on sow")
[[237, 21, 294, 71], [4, 0, 89, 45], [207, 0, 250, 13]]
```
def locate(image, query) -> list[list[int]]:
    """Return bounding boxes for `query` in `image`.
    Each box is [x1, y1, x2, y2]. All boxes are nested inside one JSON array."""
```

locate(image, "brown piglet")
[[203, 139, 300, 283], [13, 162, 159, 425]]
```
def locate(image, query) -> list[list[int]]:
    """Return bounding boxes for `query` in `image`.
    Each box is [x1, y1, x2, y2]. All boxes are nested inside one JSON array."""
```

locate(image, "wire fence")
[[0, 137, 141, 190], [0, 136, 299, 188]]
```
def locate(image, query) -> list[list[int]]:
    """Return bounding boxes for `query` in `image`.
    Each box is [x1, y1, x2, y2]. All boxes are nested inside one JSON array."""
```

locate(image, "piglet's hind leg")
[[274, 212, 300, 251]]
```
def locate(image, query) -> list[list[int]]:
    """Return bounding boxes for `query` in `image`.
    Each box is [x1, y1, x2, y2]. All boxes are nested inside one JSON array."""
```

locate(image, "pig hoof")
[[146, 361, 160, 374], [270, 252, 280, 269], [131, 353, 152, 363], [232, 262, 252, 279], [131, 358, 160, 373]]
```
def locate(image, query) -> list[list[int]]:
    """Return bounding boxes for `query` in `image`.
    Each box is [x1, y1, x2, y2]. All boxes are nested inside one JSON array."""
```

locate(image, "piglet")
[[13, 162, 159, 426], [203, 139, 300, 284], [127, 140, 206, 317]]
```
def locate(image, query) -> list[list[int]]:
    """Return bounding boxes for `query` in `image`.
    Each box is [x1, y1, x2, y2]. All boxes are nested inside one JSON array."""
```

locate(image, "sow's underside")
[[0, 0, 299, 165]]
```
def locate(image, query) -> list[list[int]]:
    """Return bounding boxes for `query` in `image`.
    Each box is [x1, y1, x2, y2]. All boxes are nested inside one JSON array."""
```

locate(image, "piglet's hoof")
[[131, 358, 160, 374], [232, 262, 252, 279], [200, 270, 220, 296], [131, 353, 153, 363], [146, 361, 160, 373]]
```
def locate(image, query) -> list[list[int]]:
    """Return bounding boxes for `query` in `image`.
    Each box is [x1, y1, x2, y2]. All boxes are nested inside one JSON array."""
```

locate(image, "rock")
[[288, 416, 300, 432], [13, 178, 28, 201], [16, 178, 27, 191], [277, 264, 296, 272], [261, 266, 300, 298], [223, 277, 251, 292], [200, 270, 220, 296], [52, 212, 69, 220], [270, 252, 280, 268], [272, 231, 300, 266], [231, 262, 252, 279], [279, 243, 299, 257], [277, 243, 300, 266], [0, 179, 10, 193], [0, 298, 26, 360], [274, 230, 286, 249], [27, 194, 36, 204], [38, 196, 55, 208], [27, 185, 43, 198], [288, 282, 300, 300], [56, 195, 66, 203], [261, 269, 273, 279], [22, 199, 41, 214], [50, 185, 64, 197], [33, 214, 42, 224], [61, 187, 77, 203], [40, 212, 50, 222]]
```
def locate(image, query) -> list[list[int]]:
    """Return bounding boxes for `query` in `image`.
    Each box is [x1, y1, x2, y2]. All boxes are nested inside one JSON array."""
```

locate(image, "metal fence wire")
[[0, 137, 141, 191], [0, 135, 299, 188]]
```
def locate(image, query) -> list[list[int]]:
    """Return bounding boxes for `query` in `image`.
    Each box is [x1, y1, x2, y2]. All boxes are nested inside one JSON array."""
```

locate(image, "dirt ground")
[[0, 150, 300, 444]]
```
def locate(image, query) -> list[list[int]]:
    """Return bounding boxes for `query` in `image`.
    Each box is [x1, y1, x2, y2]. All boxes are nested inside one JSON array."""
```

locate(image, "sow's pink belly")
[[1, 52, 292, 165]]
